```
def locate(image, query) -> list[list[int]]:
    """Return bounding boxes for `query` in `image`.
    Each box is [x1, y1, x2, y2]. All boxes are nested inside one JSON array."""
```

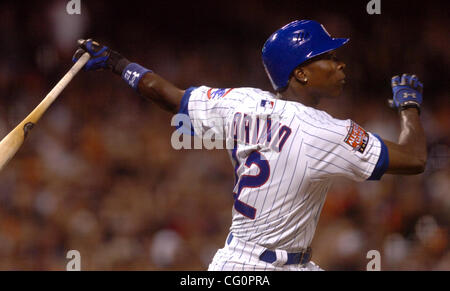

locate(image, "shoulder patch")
[[207, 88, 233, 100], [344, 121, 369, 153]]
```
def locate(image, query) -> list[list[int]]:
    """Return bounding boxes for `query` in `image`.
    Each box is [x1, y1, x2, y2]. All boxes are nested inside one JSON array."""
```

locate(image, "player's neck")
[[281, 86, 320, 107]]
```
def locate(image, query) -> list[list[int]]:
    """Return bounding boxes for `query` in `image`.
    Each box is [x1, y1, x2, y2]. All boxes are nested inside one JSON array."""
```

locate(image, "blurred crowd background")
[[0, 0, 448, 270]]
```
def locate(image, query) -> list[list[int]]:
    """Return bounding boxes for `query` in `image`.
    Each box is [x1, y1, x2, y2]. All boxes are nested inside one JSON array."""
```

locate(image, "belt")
[[227, 233, 312, 266]]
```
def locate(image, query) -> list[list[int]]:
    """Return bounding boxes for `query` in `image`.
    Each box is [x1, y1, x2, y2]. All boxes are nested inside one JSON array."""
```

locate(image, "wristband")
[[399, 101, 421, 115], [121, 63, 152, 91]]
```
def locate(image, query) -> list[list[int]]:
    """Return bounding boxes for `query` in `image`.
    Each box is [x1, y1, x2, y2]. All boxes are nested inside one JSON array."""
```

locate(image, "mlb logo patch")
[[344, 121, 369, 153], [260, 99, 274, 109], [207, 88, 233, 100]]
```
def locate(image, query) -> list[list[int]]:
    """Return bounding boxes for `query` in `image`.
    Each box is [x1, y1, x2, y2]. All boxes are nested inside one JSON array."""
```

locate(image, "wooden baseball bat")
[[0, 52, 90, 171]]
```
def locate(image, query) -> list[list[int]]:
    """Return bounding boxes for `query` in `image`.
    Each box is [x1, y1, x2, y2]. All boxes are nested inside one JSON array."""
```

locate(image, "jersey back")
[[181, 86, 383, 252]]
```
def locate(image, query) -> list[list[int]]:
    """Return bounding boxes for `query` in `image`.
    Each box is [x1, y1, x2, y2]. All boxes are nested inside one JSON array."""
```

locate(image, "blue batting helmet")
[[262, 20, 349, 91]]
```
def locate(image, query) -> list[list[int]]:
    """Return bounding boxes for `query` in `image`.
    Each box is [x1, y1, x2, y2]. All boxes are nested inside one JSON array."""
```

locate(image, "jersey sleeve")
[[296, 108, 389, 181], [177, 86, 237, 137]]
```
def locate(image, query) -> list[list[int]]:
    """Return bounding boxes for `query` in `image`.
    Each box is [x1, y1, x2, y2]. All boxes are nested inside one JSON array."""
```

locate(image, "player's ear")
[[292, 67, 308, 85]]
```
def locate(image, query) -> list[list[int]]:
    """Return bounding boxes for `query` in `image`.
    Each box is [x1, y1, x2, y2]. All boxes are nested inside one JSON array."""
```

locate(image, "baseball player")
[[73, 20, 427, 270]]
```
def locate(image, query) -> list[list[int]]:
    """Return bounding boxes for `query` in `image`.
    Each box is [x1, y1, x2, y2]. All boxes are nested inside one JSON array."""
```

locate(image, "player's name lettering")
[[170, 113, 292, 154], [230, 112, 292, 153]]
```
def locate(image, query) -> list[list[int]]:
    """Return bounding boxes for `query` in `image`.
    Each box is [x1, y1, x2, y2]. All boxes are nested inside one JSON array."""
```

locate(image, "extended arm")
[[73, 39, 184, 114]]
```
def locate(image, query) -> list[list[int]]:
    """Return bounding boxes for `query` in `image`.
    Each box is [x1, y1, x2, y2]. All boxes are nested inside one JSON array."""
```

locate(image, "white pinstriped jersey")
[[184, 86, 382, 253]]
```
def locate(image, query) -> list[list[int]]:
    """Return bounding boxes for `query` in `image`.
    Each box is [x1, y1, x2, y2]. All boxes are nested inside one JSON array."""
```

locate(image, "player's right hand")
[[388, 73, 423, 113], [72, 39, 126, 74]]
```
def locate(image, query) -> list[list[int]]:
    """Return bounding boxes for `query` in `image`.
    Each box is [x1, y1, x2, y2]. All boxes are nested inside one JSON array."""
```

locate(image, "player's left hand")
[[72, 39, 125, 74], [388, 73, 423, 113]]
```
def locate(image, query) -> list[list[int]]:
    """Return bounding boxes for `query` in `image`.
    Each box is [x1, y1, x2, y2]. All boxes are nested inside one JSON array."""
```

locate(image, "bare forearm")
[[137, 72, 185, 114], [385, 108, 427, 174], [398, 109, 426, 157]]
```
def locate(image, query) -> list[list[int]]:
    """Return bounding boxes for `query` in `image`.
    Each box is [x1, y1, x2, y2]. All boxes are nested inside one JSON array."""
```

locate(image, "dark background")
[[0, 0, 448, 270]]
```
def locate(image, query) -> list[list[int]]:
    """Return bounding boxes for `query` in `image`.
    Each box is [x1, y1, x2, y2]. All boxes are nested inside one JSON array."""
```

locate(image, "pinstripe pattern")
[[186, 86, 382, 271]]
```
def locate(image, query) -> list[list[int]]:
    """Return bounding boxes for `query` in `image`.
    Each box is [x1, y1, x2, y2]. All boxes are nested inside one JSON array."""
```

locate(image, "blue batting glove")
[[72, 39, 127, 74], [389, 73, 423, 113]]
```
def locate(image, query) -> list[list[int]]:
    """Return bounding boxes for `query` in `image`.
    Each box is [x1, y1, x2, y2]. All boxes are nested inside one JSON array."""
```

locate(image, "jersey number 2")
[[232, 150, 270, 219]]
